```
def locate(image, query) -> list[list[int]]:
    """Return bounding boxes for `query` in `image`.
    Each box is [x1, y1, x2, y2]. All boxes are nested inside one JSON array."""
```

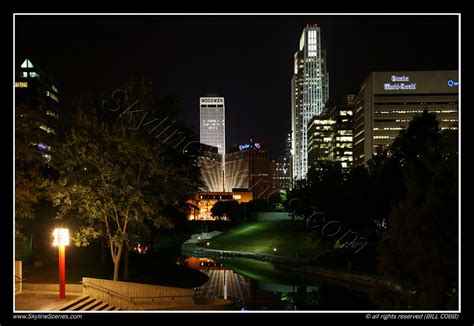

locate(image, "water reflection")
[[178, 256, 375, 310]]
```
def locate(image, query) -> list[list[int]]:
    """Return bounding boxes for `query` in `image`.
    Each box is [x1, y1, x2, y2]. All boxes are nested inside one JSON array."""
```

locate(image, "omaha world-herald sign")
[[384, 75, 417, 90]]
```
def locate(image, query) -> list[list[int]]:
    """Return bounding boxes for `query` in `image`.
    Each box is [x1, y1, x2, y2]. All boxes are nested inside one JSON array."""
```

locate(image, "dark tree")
[[377, 111, 458, 309], [46, 78, 203, 280], [211, 200, 242, 222]]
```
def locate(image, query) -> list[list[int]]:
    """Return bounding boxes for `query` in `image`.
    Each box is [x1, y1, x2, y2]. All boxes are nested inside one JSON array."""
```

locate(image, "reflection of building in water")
[[179, 257, 373, 309], [178, 256, 225, 269], [179, 256, 297, 309], [178, 256, 250, 303], [187, 191, 253, 221]]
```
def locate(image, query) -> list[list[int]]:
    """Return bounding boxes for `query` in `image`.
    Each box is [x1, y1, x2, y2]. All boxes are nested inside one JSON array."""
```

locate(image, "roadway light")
[[273, 247, 277, 253], [53, 228, 69, 299], [206, 242, 210, 246]]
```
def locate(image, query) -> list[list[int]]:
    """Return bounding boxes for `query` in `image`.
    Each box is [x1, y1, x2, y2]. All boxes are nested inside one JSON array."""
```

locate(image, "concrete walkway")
[[15, 293, 81, 311]]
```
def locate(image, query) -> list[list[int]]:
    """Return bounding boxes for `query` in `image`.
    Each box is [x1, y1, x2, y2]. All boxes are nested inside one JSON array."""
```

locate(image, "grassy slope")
[[203, 220, 323, 259]]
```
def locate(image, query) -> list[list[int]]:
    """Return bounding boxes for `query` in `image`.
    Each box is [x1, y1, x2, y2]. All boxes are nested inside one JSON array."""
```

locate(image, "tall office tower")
[[353, 71, 459, 166], [200, 95, 226, 155], [200, 95, 226, 190], [15, 58, 60, 163], [291, 24, 329, 180]]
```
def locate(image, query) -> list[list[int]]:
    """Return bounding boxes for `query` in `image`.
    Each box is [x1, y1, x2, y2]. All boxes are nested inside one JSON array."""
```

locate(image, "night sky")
[[15, 14, 459, 158]]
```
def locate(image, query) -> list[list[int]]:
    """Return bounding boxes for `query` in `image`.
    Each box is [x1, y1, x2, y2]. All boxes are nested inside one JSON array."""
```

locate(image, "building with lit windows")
[[200, 95, 225, 155], [15, 58, 59, 163], [308, 95, 354, 169], [353, 71, 459, 166], [187, 191, 253, 221], [329, 95, 354, 168], [270, 157, 291, 191], [307, 113, 334, 168], [291, 24, 329, 180], [225, 141, 270, 199]]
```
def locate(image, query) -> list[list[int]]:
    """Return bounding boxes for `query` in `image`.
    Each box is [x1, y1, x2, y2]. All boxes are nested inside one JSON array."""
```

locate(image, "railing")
[[82, 281, 194, 308]]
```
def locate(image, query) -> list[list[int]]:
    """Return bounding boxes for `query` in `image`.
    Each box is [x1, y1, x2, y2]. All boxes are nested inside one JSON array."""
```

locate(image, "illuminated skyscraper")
[[200, 95, 226, 190], [200, 95, 226, 155], [291, 25, 329, 180]]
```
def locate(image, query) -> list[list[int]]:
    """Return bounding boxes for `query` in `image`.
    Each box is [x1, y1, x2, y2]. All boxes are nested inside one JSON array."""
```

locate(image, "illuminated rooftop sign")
[[384, 75, 416, 91], [200, 97, 224, 104], [238, 143, 261, 151], [448, 80, 459, 87], [391, 75, 409, 82]]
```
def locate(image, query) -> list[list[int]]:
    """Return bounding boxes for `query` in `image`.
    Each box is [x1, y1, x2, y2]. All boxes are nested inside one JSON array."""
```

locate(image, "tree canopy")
[[46, 78, 203, 280]]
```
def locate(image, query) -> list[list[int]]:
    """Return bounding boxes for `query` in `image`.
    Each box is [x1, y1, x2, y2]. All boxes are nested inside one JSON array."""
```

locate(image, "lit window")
[[42, 153, 51, 162], [46, 111, 59, 119], [37, 143, 51, 151], [39, 124, 56, 135], [15, 82, 28, 88], [46, 91, 59, 102]]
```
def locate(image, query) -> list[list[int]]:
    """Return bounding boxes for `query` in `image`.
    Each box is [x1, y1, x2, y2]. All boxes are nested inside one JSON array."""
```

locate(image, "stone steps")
[[59, 295, 120, 311]]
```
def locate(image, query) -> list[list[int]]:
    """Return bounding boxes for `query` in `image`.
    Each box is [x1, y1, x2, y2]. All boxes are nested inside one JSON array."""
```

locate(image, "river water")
[[178, 256, 376, 310]]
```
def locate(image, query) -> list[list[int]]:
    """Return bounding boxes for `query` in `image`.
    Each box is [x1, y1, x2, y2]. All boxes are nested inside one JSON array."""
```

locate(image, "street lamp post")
[[53, 228, 69, 299]]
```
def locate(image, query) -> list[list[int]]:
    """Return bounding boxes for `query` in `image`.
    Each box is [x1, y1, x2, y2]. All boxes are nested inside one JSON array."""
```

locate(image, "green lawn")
[[201, 219, 324, 258]]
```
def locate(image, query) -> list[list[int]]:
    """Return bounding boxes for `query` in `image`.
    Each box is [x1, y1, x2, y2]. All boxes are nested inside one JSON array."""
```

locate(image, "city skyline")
[[14, 14, 459, 159], [11, 13, 462, 314]]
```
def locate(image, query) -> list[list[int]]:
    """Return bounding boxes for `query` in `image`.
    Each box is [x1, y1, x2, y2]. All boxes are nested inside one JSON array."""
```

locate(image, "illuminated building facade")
[[329, 104, 354, 169], [187, 191, 253, 221], [353, 71, 459, 165], [225, 141, 270, 199], [15, 58, 59, 162], [291, 24, 329, 180], [270, 157, 291, 191], [200, 95, 225, 155], [197, 143, 224, 192], [308, 95, 354, 169], [307, 113, 334, 168]]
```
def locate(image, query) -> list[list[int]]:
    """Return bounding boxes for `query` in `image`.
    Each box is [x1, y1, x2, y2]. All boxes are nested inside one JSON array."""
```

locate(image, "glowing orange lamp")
[[53, 228, 69, 299]]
